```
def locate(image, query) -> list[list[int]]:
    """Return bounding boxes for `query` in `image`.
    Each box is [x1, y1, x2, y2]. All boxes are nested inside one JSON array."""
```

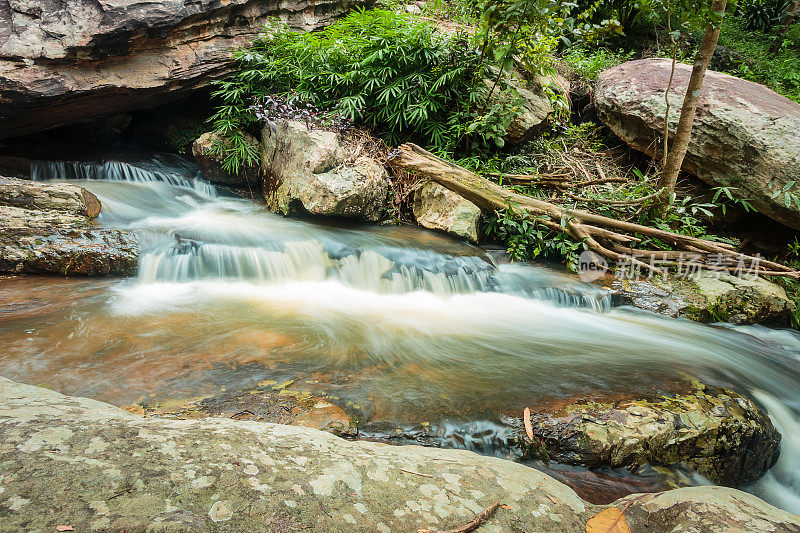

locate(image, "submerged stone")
[[518, 379, 781, 487]]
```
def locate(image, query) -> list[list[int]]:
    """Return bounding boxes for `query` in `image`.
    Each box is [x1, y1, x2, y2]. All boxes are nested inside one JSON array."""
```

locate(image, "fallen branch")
[[399, 468, 433, 478], [387, 143, 800, 278], [418, 502, 503, 533]]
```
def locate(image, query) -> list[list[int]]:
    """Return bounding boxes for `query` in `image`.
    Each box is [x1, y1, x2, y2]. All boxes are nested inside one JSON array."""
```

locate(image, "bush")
[[561, 47, 633, 81], [738, 0, 789, 31], [210, 9, 527, 170], [716, 15, 800, 103]]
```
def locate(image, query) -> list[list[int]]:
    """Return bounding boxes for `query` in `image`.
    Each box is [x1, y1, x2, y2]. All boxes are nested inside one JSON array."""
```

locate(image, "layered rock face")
[[519, 380, 781, 487], [595, 58, 800, 230], [261, 120, 389, 221], [0, 0, 359, 139], [2, 376, 799, 532], [0, 178, 138, 275]]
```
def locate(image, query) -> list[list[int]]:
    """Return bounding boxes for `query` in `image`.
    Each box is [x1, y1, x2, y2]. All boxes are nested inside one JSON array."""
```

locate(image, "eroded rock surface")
[[519, 379, 781, 487], [595, 58, 800, 230], [413, 182, 481, 243], [0, 0, 360, 139], [614, 271, 795, 325], [261, 120, 389, 221], [1, 377, 798, 532], [0, 179, 138, 276]]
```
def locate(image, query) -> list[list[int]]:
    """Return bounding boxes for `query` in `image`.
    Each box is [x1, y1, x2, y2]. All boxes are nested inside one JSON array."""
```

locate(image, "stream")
[[2, 148, 800, 513]]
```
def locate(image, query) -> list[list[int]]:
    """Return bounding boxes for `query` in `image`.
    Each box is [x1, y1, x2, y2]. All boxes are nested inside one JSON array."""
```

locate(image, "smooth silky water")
[[2, 150, 800, 510]]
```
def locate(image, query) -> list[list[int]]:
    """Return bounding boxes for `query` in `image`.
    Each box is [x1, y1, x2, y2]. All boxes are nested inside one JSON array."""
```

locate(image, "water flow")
[[5, 150, 800, 513]]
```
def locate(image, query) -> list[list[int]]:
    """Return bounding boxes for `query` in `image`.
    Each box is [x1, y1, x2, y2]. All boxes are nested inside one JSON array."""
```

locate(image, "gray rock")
[[0, 180, 138, 276], [413, 182, 481, 243], [595, 58, 800, 230], [1, 377, 799, 532], [0, 177, 101, 217], [0, 0, 361, 139], [261, 120, 389, 221], [615, 271, 796, 325], [520, 379, 781, 487], [191, 131, 259, 187], [487, 67, 569, 145]]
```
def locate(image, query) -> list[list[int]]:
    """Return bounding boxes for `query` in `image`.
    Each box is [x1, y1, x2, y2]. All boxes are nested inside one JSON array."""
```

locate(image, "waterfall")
[[17, 148, 800, 515], [30, 155, 216, 198]]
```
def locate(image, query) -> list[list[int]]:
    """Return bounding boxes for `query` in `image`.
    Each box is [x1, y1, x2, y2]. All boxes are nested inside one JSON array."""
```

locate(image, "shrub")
[[210, 9, 528, 170], [738, 0, 789, 31]]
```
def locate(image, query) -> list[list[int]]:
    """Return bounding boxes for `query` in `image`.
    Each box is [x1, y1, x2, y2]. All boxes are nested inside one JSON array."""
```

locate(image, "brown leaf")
[[585, 507, 631, 533], [500, 504, 511, 510], [523, 407, 534, 441], [56, 527, 75, 532]]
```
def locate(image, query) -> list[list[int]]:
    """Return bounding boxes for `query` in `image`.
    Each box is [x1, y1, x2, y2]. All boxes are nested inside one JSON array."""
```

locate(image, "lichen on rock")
[[518, 378, 781, 487]]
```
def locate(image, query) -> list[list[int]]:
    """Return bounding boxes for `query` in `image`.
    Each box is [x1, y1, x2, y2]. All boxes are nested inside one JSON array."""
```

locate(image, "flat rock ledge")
[[0, 178, 138, 276], [1, 378, 799, 532]]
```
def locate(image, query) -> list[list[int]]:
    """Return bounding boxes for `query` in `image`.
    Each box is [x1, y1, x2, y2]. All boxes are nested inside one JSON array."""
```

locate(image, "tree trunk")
[[388, 142, 798, 278], [770, 0, 800, 54], [655, 0, 728, 212]]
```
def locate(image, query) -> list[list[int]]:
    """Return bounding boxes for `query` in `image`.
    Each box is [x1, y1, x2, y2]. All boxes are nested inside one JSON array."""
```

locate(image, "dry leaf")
[[500, 504, 511, 509], [585, 507, 631, 533], [523, 407, 534, 440], [56, 527, 75, 532]]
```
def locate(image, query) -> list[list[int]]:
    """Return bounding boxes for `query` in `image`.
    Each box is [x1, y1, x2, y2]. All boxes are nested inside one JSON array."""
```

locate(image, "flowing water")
[[3, 149, 800, 511]]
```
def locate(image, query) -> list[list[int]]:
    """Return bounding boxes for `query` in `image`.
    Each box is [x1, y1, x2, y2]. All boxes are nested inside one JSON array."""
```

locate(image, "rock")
[[614, 271, 795, 325], [1, 377, 799, 532], [0, 0, 361, 139], [260, 120, 389, 221], [0, 177, 101, 217], [595, 58, 800, 230], [0, 180, 138, 276], [0, 225, 139, 276], [140, 387, 356, 437], [519, 379, 781, 487], [488, 66, 569, 145], [192, 131, 259, 187], [413, 182, 481, 243]]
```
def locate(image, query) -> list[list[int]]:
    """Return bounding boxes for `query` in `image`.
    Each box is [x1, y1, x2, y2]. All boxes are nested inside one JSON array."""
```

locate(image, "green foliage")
[[716, 15, 800, 102], [211, 9, 537, 169], [484, 207, 587, 266], [561, 47, 633, 80], [738, 0, 789, 31]]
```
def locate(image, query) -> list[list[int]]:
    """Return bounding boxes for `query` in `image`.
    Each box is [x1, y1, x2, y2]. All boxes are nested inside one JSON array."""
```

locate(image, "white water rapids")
[[1, 152, 799, 512]]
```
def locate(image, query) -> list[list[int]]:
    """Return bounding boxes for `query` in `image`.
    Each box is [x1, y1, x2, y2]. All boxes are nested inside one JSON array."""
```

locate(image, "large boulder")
[[260, 120, 389, 221], [413, 182, 481, 243], [595, 58, 800, 230], [0, 0, 360, 139], [0, 178, 138, 275], [2, 377, 799, 532], [192, 131, 259, 187], [519, 379, 781, 487]]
